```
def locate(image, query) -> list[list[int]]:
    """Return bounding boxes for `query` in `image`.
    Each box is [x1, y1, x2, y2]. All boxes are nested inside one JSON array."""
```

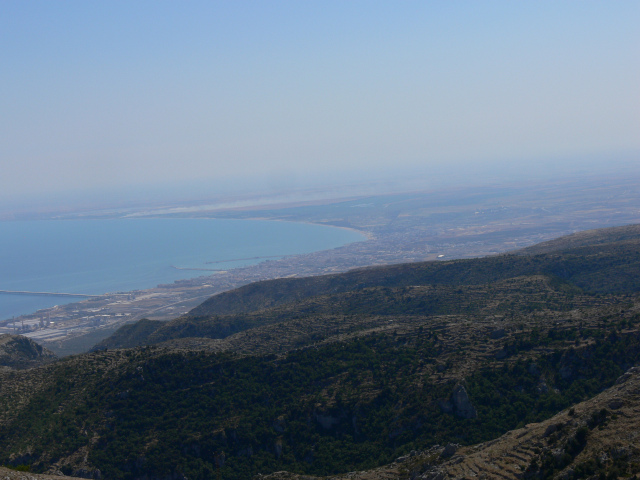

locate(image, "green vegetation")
[[3, 320, 640, 479], [1, 224, 640, 479], [524, 407, 640, 480]]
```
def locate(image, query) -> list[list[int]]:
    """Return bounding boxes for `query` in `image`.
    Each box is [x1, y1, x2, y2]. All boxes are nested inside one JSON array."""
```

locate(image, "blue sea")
[[0, 218, 365, 320]]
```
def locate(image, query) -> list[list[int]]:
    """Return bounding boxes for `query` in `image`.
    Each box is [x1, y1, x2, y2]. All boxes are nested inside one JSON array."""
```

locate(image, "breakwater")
[[0, 290, 99, 298]]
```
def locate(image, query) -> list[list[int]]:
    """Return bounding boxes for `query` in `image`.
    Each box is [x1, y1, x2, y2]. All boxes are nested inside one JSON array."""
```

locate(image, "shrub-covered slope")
[[92, 318, 164, 350], [105, 275, 591, 351], [188, 224, 640, 318], [0, 334, 56, 369], [516, 223, 640, 255], [264, 364, 640, 480], [3, 301, 640, 479], [2, 225, 640, 480], [95, 224, 640, 351]]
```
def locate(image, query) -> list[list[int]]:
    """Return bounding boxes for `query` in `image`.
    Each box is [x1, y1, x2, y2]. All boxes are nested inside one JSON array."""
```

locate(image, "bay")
[[0, 218, 365, 320]]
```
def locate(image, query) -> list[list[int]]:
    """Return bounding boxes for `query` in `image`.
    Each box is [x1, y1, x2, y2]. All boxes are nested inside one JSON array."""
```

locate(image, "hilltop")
[[515, 223, 640, 255], [0, 334, 57, 370], [0, 224, 639, 479]]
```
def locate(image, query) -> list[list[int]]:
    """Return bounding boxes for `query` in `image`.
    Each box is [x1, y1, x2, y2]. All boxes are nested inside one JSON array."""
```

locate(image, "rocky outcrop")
[[256, 365, 640, 480], [313, 409, 347, 430], [440, 443, 459, 458], [439, 384, 477, 419], [452, 384, 477, 419]]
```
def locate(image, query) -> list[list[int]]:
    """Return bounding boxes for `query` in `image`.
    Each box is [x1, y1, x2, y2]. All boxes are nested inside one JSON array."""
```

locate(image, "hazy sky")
[[1, 1, 639, 203]]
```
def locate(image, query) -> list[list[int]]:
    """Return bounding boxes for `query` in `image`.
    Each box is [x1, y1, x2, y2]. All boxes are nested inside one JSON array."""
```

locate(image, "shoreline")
[[247, 217, 375, 241], [0, 218, 371, 343], [5, 173, 639, 355]]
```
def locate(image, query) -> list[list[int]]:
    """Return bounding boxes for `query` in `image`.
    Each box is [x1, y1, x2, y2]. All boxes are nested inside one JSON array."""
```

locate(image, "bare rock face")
[[313, 409, 346, 430], [272, 415, 286, 433], [615, 366, 640, 384], [451, 384, 477, 419], [0, 334, 57, 369], [258, 365, 640, 480], [438, 384, 478, 419], [440, 443, 459, 458]]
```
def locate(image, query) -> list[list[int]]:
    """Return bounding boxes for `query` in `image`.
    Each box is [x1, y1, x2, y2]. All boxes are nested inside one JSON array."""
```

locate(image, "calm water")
[[0, 218, 365, 320]]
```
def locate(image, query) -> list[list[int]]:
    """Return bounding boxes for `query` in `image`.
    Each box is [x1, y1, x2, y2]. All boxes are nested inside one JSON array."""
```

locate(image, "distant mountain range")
[[1, 224, 639, 479]]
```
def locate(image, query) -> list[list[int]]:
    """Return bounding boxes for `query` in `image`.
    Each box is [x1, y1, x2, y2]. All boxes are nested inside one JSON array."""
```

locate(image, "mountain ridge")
[[94, 223, 640, 352], [0, 334, 57, 370], [1, 224, 640, 479]]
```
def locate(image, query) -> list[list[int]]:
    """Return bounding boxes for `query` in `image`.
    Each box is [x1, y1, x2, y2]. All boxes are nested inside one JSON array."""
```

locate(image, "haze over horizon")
[[2, 1, 639, 211]]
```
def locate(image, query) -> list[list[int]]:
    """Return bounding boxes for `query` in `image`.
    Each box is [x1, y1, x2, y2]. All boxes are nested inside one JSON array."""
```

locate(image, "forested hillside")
[[1, 225, 640, 480]]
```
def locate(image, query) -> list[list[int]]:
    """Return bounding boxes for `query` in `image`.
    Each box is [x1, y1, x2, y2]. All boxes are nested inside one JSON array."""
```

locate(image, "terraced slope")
[[118, 274, 606, 357], [4, 302, 640, 478], [6, 303, 640, 480], [1, 225, 640, 480], [261, 365, 640, 480]]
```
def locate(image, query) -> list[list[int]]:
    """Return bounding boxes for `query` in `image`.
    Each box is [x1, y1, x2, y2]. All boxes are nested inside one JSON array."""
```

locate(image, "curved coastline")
[[0, 217, 368, 325]]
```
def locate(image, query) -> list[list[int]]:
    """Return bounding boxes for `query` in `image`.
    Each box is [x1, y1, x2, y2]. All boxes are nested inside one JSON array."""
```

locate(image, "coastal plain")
[[2, 173, 639, 356]]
